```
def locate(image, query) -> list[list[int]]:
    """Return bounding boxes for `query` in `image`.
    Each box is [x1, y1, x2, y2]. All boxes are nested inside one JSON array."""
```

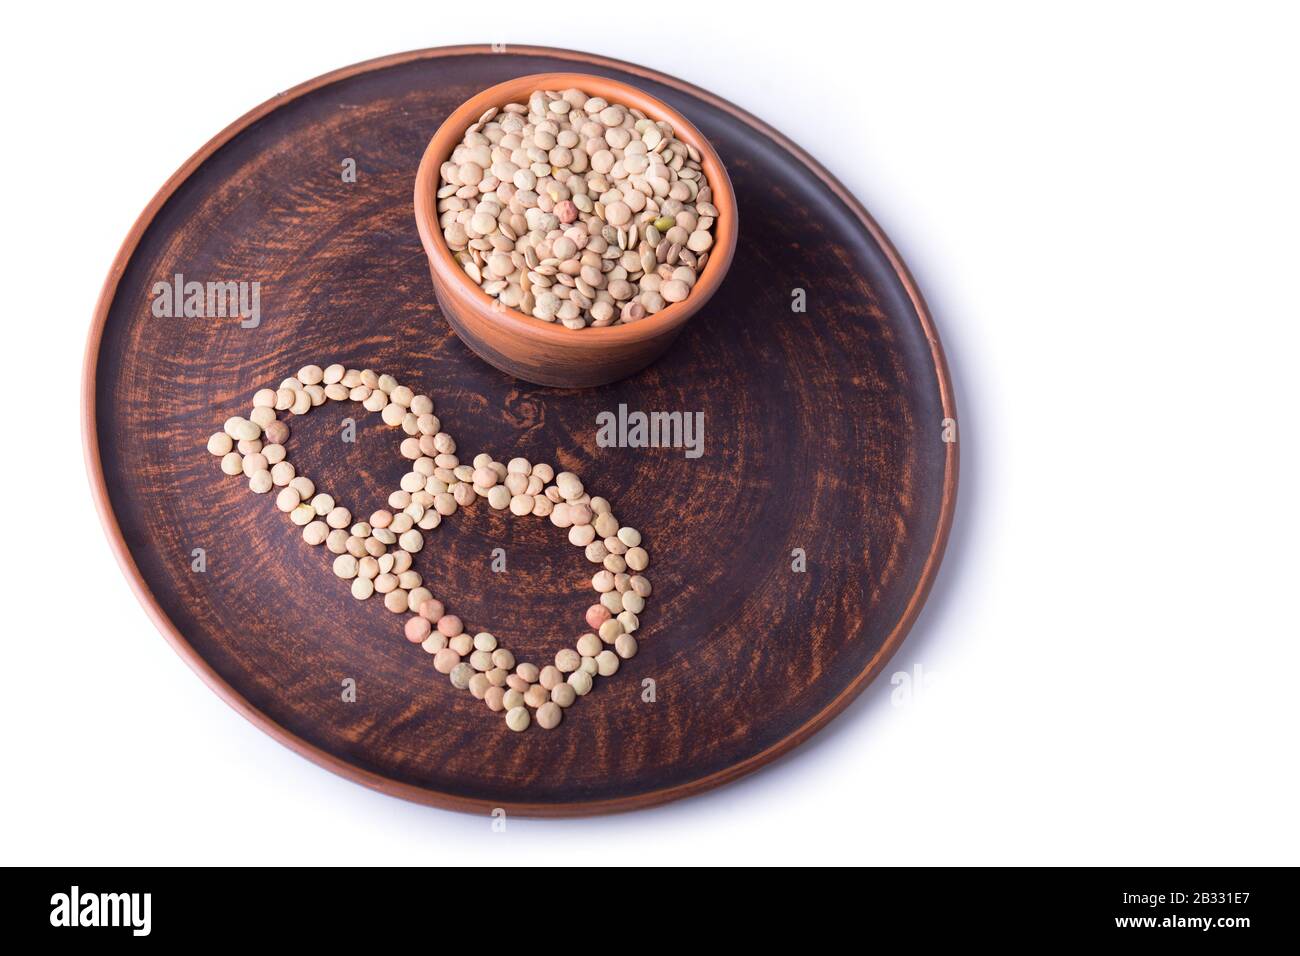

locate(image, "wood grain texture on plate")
[[83, 46, 958, 815]]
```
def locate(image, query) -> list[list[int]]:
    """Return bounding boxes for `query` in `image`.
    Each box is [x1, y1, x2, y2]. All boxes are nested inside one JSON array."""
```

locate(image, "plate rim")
[[80, 43, 959, 816]]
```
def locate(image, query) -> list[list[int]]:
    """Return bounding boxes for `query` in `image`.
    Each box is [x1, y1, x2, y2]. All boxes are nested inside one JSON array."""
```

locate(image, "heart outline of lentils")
[[437, 86, 719, 328], [207, 363, 650, 732]]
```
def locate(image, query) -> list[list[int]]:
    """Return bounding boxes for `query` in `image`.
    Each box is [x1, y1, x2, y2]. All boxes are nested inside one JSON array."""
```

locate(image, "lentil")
[[209, 363, 654, 732], [505, 705, 531, 732], [438, 87, 719, 327]]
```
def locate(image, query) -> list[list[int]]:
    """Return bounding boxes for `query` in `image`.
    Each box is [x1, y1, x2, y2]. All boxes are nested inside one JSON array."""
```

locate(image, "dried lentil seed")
[[505, 706, 530, 732], [567, 670, 593, 696], [524, 684, 549, 709]]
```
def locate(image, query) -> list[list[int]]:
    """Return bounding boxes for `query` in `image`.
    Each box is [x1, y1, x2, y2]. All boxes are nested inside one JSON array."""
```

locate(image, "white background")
[[3, 1, 1297, 865]]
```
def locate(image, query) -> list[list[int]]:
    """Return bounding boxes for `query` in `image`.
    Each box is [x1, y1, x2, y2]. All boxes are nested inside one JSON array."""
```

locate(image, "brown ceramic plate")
[[82, 45, 958, 816]]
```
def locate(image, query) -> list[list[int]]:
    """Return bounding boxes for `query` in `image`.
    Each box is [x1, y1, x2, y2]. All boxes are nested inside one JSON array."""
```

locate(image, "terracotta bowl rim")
[[414, 71, 737, 346]]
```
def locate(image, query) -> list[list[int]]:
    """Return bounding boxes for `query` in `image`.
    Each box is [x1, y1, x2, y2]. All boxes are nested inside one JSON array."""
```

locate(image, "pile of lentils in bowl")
[[437, 86, 720, 328]]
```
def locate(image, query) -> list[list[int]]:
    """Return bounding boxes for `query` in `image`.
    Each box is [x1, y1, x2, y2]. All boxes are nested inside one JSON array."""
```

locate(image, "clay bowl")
[[414, 72, 737, 388]]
